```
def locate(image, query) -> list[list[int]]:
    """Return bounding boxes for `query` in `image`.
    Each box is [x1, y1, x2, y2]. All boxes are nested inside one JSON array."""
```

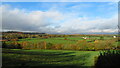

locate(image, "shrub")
[[51, 44, 64, 50], [20, 41, 47, 49], [95, 50, 120, 68], [64, 38, 67, 40], [100, 36, 104, 40], [70, 44, 80, 50], [76, 40, 88, 50], [2, 41, 22, 49], [46, 43, 53, 49]]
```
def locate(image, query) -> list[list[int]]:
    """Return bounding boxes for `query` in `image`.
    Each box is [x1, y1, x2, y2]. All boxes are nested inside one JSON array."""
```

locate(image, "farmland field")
[[18, 37, 77, 44], [2, 1, 120, 68], [13, 36, 117, 44], [2, 48, 99, 68], [2, 33, 120, 68]]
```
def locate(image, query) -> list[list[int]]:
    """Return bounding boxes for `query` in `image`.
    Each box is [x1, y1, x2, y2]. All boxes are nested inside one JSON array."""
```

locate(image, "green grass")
[[2, 48, 99, 68], [53, 37, 84, 40], [18, 38, 76, 45], [2, 36, 118, 67], [16, 36, 114, 45]]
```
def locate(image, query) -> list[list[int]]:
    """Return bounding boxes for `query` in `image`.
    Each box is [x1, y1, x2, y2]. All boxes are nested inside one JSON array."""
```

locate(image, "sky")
[[1, 2, 118, 34], [1, 0, 119, 2]]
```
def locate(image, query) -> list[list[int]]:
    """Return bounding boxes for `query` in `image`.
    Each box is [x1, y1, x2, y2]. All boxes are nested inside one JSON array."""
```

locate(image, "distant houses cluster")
[[81, 35, 117, 40]]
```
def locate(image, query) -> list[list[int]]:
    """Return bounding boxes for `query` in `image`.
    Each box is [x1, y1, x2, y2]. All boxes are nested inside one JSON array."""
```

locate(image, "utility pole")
[[118, 25, 120, 42], [101, 29, 104, 35], [100, 29, 104, 40], [118, 25, 120, 34]]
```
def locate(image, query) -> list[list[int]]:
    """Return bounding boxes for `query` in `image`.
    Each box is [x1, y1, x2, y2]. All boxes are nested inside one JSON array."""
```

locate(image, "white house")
[[82, 37, 87, 39], [113, 36, 116, 38]]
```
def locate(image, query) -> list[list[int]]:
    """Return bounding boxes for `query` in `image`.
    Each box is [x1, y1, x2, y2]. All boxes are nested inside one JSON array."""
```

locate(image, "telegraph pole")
[[118, 25, 120, 34], [118, 25, 120, 41]]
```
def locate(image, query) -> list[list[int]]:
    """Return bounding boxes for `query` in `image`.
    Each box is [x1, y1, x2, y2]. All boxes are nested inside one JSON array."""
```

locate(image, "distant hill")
[[1, 31, 47, 35]]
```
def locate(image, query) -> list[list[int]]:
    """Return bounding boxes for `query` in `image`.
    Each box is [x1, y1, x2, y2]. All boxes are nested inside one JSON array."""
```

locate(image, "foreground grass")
[[2, 49, 99, 68]]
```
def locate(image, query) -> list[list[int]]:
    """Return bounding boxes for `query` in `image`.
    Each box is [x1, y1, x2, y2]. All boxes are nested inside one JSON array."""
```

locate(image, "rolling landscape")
[[1, 1, 120, 68], [1, 31, 120, 68]]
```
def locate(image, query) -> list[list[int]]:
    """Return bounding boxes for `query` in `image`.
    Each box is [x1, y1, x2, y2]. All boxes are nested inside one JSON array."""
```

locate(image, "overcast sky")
[[1, 2, 118, 34]]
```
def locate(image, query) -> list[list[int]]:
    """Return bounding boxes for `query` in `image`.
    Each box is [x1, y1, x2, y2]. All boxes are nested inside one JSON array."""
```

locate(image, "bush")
[[2, 41, 22, 49], [20, 41, 47, 49], [51, 44, 64, 50], [46, 43, 53, 49], [100, 36, 104, 40], [95, 50, 120, 68]]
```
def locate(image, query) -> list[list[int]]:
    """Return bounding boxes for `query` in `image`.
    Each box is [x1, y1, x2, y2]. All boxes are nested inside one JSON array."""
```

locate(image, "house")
[[82, 37, 88, 39], [113, 36, 117, 38]]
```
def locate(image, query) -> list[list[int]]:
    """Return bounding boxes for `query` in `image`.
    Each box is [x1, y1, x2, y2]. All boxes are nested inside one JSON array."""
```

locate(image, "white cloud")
[[56, 15, 118, 34], [2, 5, 64, 32], [1, 4, 118, 34]]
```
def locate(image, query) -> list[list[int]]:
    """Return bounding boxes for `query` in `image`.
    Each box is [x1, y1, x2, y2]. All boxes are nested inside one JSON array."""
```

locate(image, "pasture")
[[2, 48, 99, 68], [17, 36, 116, 44], [2, 34, 120, 68]]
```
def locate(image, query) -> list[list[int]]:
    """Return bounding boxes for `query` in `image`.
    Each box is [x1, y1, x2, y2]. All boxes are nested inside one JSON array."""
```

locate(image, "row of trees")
[[2, 33, 73, 41], [2, 39, 119, 51], [2, 32, 118, 41]]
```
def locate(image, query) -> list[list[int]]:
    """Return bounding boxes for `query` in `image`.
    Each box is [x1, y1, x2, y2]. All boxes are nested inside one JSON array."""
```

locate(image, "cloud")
[[1, 4, 118, 34], [2, 5, 64, 33], [57, 15, 118, 34]]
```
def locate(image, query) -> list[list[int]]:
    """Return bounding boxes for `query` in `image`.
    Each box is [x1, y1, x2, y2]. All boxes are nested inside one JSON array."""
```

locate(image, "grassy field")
[[16, 36, 115, 44], [18, 37, 77, 45], [2, 48, 99, 68], [2, 36, 119, 68]]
